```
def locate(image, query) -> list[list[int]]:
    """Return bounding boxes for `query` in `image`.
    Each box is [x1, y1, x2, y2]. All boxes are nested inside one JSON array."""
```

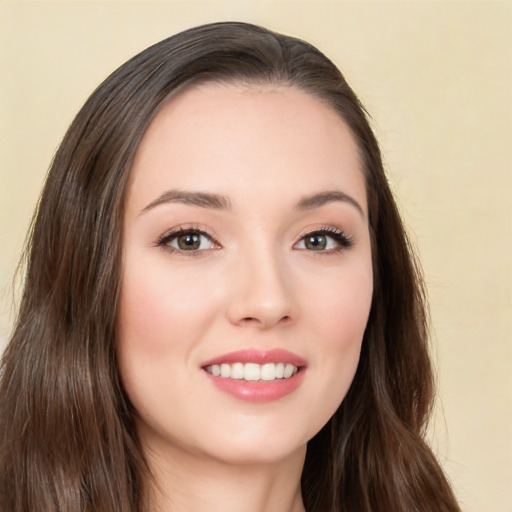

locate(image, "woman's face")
[[117, 83, 373, 466]]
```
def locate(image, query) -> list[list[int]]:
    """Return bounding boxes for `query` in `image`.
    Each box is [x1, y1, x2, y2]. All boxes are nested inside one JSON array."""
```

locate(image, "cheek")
[[302, 260, 372, 426], [115, 262, 213, 425], [311, 260, 373, 348], [117, 259, 218, 356], [115, 262, 211, 409]]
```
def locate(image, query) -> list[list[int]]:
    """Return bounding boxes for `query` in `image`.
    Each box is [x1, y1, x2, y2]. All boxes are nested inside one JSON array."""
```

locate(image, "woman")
[[0, 22, 461, 512]]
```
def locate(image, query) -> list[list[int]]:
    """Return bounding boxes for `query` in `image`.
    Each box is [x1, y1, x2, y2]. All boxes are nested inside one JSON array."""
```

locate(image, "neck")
[[143, 440, 307, 512]]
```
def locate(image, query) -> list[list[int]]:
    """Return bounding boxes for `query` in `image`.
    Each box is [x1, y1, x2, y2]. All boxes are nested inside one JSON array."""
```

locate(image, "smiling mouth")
[[204, 362, 299, 382], [201, 349, 307, 402]]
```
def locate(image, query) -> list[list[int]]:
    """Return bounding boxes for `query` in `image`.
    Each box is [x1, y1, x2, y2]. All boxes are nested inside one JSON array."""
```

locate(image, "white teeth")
[[220, 363, 231, 378], [260, 363, 275, 381], [231, 362, 244, 379], [205, 362, 299, 381], [244, 363, 260, 381], [284, 363, 295, 378]]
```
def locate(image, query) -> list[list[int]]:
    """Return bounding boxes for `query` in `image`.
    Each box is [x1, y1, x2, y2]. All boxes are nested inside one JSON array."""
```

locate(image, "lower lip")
[[203, 370, 306, 403]]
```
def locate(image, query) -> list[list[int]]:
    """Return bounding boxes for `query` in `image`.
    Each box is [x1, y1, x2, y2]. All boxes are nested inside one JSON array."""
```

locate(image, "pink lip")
[[201, 349, 307, 403], [201, 348, 307, 367]]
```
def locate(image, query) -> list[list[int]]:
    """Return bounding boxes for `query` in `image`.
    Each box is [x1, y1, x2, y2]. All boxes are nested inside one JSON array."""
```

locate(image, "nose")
[[225, 247, 297, 330]]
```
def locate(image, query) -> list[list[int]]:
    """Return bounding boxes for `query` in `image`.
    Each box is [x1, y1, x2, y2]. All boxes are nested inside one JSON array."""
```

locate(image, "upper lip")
[[200, 348, 307, 368]]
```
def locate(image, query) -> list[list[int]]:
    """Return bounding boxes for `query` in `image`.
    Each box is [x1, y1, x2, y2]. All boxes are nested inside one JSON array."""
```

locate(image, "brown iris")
[[177, 233, 201, 250], [304, 234, 327, 250]]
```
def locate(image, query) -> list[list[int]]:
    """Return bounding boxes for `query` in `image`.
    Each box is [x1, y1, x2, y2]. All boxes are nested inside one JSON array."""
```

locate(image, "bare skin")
[[118, 82, 372, 512], [146, 441, 306, 512]]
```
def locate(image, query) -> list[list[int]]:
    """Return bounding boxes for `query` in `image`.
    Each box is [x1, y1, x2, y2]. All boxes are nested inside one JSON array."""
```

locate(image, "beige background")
[[1, 1, 510, 510]]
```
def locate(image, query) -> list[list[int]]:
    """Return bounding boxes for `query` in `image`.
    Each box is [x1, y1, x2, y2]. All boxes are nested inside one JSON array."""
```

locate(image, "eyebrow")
[[141, 189, 232, 214], [140, 188, 365, 218], [295, 190, 365, 218]]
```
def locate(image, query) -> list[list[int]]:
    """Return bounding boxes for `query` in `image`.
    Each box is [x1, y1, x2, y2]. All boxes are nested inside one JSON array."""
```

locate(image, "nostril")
[[239, 314, 291, 326], [241, 317, 259, 325]]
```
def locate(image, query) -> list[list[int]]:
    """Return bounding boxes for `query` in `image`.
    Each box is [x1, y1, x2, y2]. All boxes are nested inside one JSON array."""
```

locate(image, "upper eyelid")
[[159, 225, 216, 239], [156, 226, 220, 248], [295, 225, 350, 239]]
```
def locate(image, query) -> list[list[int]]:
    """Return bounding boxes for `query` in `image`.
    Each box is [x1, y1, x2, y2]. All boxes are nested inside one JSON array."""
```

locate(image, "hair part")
[[0, 21, 460, 512]]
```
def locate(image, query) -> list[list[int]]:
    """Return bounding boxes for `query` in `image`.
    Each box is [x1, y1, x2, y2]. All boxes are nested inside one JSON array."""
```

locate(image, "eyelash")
[[296, 226, 354, 253], [156, 226, 354, 255], [156, 226, 220, 256]]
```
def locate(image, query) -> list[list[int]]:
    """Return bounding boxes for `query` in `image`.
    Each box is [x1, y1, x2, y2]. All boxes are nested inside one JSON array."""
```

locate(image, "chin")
[[205, 438, 308, 467]]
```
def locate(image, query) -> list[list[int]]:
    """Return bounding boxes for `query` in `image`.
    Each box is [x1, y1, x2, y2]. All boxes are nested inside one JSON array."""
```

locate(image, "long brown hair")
[[0, 22, 460, 511]]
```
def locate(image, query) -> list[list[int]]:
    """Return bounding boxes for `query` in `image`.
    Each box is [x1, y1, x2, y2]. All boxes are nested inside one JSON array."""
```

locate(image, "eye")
[[294, 228, 353, 252], [157, 228, 218, 253]]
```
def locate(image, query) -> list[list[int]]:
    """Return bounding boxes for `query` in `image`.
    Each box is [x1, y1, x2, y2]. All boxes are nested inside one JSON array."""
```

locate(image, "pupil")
[[178, 234, 200, 250], [306, 235, 326, 250]]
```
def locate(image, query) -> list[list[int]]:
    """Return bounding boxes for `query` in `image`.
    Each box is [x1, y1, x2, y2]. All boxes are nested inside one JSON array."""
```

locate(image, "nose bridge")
[[226, 234, 296, 328]]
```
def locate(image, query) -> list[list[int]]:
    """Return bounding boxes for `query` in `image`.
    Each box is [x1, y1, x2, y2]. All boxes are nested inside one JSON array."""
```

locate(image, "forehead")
[[127, 82, 367, 214]]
